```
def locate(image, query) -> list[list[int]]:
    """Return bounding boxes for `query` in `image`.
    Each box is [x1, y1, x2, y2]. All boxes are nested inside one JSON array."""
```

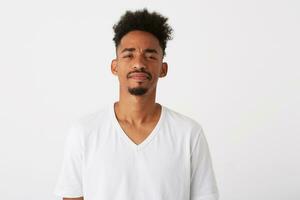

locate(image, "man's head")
[[111, 9, 173, 96], [112, 8, 173, 57]]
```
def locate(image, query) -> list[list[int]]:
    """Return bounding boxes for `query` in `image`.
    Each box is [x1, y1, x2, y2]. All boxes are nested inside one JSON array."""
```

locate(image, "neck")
[[114, 88, 161, 125]]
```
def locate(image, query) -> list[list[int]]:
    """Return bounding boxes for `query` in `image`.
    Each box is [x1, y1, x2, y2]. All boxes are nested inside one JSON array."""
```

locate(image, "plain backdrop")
[[0, 0, 299, 200]]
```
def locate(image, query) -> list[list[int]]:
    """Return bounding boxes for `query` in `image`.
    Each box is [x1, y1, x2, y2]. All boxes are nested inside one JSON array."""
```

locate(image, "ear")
[[159, 62, 168, 77], [111, 59, 118, 75]]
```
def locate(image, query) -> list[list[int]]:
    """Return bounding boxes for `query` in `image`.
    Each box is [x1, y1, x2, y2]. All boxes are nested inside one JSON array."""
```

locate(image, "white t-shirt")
[[54, 103, 219, 200]]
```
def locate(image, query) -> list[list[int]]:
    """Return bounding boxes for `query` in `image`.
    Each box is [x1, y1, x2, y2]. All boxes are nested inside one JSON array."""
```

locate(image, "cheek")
[[116, 64, 128, 75], [153, 66, 163, 76], [117, 68, 130, 82]]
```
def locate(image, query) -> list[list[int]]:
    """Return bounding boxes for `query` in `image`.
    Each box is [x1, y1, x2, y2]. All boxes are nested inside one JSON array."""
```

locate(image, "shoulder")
[[162, 105, 204, 138], [68, 104, 111, 137]]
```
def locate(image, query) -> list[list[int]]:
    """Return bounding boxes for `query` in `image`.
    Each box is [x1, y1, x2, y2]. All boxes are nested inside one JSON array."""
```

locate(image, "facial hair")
[[128, 87, 148, 96], [127, 69, 151, 96]]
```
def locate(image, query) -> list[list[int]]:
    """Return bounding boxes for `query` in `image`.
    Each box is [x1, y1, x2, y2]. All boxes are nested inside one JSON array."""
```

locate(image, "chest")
[[83, 137, 190, 199], [118, 121, 157, 145]]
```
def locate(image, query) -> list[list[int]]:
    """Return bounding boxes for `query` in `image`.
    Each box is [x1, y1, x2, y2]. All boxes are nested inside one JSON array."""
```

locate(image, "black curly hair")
[[113, 8, 173, 57]]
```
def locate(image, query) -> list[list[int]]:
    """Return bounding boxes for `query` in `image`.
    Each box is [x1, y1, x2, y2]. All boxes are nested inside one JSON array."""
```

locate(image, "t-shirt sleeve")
[[190, 127, 219, 200], [53, 121, 84, 198]]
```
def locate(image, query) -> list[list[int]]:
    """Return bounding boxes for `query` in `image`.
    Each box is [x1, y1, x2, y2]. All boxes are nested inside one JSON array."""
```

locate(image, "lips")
[[129, 72, 150, 80]]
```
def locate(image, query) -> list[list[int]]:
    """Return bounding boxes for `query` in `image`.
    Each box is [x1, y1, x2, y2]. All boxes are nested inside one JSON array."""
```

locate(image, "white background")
[[0, 0, 299, 200]]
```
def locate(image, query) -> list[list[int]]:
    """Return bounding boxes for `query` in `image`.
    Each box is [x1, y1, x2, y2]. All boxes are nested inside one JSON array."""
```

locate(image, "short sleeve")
[[53, 122, 84, 198], [190, 128, 219, 200]]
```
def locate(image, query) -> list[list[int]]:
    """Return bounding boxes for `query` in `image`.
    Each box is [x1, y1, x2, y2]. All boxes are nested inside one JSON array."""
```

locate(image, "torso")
[[57, 103, 212, 200]]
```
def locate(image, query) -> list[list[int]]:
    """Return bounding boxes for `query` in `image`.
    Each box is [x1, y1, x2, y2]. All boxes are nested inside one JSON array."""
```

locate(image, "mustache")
[[127, 70, 152, 80]]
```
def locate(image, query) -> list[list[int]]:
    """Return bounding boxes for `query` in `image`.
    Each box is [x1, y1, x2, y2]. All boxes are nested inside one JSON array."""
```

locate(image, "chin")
[[128, 87, 148, 96]]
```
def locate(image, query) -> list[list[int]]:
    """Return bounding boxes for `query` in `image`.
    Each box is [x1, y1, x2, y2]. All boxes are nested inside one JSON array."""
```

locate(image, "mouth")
[[128, 72, 151, 80]]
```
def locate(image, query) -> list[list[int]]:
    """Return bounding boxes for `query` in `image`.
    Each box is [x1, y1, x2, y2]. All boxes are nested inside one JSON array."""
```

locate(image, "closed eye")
[[123, 54, 133, 58], [146, 55, 157, 60]]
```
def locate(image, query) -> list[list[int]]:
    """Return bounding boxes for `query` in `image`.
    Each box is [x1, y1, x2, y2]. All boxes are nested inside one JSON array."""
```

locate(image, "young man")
[[54, 9, 219, 200]]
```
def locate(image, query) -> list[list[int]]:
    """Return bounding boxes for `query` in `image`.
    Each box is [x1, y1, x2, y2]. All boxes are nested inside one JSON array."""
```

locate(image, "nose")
[[132, 55, 147, 70]]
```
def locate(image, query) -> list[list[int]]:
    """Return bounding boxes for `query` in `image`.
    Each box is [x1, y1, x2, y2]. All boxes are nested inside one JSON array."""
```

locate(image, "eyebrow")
[[120, 48, 158, 54], [121, 48, 135, 53], [144, 48, 158, 54]]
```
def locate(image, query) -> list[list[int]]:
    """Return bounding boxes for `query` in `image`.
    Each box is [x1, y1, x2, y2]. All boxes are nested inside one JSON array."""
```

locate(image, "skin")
[[63, 198, 83, 200], [62, 30, 168, 200], [111, 30, 168, 144]]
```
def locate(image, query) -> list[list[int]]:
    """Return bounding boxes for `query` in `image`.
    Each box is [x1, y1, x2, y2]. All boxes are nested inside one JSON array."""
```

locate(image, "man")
[[54, 8, 219, 200]]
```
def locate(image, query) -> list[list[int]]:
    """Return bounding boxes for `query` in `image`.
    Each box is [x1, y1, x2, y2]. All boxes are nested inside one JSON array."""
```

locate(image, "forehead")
[[117, 30, 162, 54]]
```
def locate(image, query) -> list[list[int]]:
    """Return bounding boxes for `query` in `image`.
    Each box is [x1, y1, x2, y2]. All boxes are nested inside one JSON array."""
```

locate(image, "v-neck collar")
[[110, 102, 165, 151]]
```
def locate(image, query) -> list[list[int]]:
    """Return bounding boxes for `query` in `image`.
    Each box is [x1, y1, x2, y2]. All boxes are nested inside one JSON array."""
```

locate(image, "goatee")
[[128, 87, 148, 96]]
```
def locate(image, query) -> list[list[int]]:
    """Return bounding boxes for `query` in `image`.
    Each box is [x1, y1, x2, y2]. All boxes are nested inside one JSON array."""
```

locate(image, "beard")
[[128, 87, 148, 96]]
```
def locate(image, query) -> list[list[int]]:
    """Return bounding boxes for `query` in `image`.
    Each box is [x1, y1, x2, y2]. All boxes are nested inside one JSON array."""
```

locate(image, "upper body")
[[54, 102, 219, 200], [54, 9, 219, 200]]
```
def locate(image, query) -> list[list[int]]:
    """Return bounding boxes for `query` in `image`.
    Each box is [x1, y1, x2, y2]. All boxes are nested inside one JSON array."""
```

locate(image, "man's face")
[[111, 30, 168, 96]]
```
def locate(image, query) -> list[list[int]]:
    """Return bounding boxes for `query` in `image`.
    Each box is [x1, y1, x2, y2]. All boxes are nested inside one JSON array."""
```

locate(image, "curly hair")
[[113, 8, 173, 57]]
